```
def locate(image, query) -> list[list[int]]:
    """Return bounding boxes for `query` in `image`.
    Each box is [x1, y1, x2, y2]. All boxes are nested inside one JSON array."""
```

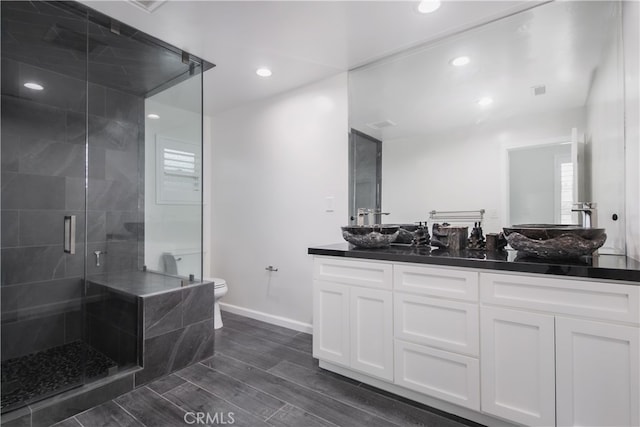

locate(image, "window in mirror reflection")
[[508, 142, 575, 226]]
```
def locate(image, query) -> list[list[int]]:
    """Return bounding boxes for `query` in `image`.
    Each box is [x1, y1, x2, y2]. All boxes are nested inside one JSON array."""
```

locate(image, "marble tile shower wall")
[[136, 283, 215, 386], [85, 283, 139, 369], [1, 57, 145, 361]]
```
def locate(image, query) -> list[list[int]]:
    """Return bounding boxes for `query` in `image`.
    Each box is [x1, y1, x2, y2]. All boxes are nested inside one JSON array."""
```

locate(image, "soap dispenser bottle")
[[411, 222, 430, 247]]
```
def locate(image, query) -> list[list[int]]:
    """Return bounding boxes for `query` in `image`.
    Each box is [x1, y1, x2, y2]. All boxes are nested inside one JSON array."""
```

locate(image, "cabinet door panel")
[[556, 317, 640, 427], [481, 272, 640, 324], [394, 293, 479, 356], [350, 287, 393, 381], [314, 257, 392, 289], [480, 307, 555, 426], [313, 280, 349, 365], [394, 340, 480, 410], [394, 264, 478, 301]]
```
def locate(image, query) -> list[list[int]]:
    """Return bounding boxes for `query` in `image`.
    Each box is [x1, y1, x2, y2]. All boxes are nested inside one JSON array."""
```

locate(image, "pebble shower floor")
[[1, 341, 117, 413]]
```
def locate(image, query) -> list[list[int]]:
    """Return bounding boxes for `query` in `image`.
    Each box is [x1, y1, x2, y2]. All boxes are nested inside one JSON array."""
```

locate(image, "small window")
[[559, 161, 574, 224], [554, 152, 574, 224], [156, 135, 200, 204]]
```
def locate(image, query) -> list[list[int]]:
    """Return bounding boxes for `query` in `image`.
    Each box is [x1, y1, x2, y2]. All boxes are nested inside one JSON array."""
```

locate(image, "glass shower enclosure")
[[1, 0, 212, 414]]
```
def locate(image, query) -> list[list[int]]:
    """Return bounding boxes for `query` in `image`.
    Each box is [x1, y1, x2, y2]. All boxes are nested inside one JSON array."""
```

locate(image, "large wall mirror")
[[349, 1, 625, 254]]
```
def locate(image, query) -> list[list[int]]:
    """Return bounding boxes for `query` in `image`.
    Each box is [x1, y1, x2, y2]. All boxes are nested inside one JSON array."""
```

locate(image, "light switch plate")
[[325, 196, 335, 212]]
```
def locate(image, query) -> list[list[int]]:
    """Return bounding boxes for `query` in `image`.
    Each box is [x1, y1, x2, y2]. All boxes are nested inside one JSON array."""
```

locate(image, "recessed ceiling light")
[[450, 56, 470, 67], [147, 113, 160, 119], [24, 82, 44, 91], [417, 0, 441, 14], [477, 96, 493, 107], [256, 68, 272, 77]]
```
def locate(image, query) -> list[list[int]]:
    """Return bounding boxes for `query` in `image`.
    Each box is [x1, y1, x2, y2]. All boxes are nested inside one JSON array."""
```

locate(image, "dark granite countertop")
[[308, 243, 640, 283]]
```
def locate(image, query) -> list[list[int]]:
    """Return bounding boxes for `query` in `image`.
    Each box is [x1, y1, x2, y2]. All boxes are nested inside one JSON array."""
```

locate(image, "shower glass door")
[[1, 0, 208, 414], [1, 1, 89, 412], [84, 8, 204, 282]]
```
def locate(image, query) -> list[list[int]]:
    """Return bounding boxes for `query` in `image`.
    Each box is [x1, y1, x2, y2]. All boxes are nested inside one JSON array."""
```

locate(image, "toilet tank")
[[161, 249, 203, 278]]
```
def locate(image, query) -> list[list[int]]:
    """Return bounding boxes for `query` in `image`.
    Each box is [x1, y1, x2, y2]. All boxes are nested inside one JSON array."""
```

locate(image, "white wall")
[[624, 0, 640, 261], [584, 7, 626, 255], [381, 107, 585, 234], [210, 73, 348, 327]]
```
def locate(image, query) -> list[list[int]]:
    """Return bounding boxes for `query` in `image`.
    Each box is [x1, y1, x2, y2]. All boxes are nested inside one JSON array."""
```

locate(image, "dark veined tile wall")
[[1, 0, 144, 363]]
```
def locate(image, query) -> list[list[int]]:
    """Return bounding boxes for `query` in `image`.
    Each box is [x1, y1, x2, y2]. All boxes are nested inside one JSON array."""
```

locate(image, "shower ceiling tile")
[[17, 61, 87, 113], [1, 1, 204, 98]]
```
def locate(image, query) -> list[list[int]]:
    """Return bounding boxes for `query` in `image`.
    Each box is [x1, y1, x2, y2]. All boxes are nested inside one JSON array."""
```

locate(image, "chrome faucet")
[[356, 208, 390, 226], [370, 210, 390, 225], [572, 202, 597, 228]]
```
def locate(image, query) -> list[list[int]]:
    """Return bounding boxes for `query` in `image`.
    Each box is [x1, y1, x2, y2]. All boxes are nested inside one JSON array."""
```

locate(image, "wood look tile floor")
[[54, 312, 482, 427]]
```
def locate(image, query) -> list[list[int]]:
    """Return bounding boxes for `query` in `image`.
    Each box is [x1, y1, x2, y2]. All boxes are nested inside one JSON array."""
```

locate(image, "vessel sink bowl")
[[502, 224, 606, 259], [341, 225, 400, 248]]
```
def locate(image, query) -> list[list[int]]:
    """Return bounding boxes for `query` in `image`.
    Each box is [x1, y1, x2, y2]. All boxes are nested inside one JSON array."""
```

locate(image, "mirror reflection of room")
[[349, 1, 624, 254]]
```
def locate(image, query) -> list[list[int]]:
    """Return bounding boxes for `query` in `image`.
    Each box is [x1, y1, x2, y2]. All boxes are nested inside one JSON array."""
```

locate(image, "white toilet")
[[208, 277, 228, 329]]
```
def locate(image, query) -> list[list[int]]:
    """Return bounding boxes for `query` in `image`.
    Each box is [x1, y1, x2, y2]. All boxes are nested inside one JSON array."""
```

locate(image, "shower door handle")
[[64, 215, 76, 254]]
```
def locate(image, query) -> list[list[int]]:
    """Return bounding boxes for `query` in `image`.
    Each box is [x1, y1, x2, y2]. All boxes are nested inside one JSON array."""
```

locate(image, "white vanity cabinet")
[[312, 257, 394, 381], [555, 317, 639, 427], [313, 280, 350, 366], [311, 254, 640, 427], [480, 272, 640, 427], [480, 306, 556, 426], [393, 263, 481, 410]]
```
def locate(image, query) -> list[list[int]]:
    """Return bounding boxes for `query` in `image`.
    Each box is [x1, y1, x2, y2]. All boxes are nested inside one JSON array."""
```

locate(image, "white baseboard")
[[219, 302, 312, 334]]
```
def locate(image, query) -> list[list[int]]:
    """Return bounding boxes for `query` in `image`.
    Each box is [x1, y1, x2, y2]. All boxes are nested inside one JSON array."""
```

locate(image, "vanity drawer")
[[480, 272, 640, 324], [394, 339, 480, 410], [394, 264, 478, 301], [394, 293, 479, 356], [313, 257, 392, 289]]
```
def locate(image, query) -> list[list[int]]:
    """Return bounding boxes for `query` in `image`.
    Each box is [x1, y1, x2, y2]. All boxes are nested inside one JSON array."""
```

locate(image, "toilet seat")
[[206, 278, 227, 288]]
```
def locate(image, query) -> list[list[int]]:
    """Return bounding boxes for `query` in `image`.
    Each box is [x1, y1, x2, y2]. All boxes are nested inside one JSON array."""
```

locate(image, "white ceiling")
[[349, 0, 619, 140], [79, 0, 543, 115]]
